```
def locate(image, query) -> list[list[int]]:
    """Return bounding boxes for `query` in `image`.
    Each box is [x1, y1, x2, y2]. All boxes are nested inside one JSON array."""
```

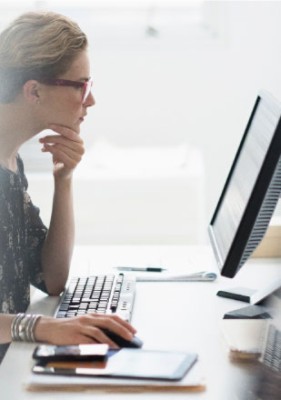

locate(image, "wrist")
[[11, 314, 42, 342], [34, 316, 55, 343], [53, 163, 74, 182], [54, 173, 73, 185]]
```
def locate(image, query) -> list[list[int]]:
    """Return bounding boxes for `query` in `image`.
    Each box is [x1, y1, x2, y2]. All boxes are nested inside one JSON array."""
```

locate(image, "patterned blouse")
[[0, 155, 48, 362]]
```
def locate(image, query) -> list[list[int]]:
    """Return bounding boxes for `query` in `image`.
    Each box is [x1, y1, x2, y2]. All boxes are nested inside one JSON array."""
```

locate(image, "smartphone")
[[32, 343, 109, 362]]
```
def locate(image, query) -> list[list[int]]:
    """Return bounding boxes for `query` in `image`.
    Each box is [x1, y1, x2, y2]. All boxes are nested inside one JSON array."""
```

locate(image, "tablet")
[[33, 349, 198, 381]]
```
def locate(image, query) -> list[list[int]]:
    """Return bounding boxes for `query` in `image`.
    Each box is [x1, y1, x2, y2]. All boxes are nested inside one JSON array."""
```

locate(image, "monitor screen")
[[208, 91, 281, 278]]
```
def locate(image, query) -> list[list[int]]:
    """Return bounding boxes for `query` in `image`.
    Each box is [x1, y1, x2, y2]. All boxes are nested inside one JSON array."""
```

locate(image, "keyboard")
[[253, 323, 281, 399], [261, 323, 281, 372], [55, 273, 136, 322]]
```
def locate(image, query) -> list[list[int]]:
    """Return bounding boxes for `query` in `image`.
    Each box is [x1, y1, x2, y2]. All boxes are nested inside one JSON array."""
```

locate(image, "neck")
[[0, 102, 40, 171]]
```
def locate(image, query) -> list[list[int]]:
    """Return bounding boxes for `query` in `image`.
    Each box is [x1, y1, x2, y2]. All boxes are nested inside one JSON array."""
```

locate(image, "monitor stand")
[[217, 287, 256, 303], [223, 304, 272, 319], [217, 280, 281, 319], [217, 278, 281, 305]]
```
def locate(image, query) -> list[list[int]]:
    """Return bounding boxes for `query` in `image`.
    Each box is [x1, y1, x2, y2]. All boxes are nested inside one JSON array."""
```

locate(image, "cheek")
[[62, 93, 83, 113], [41, 103, 79, 127], [50, 96, 81, 115]]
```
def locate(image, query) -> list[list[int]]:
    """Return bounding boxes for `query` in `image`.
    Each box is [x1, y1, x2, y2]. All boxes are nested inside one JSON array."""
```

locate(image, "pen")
[[115, 266, 166, 272]]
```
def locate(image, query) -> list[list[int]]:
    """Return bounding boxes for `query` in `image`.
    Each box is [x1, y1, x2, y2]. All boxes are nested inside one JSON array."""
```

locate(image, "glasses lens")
[[82, 80, 93, 103]]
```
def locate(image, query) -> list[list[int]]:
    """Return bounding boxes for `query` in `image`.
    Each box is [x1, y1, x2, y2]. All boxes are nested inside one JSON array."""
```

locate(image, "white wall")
[[2, 1, 281, 244], [56, 0, 281, 228], [78, 0, 281, 223]]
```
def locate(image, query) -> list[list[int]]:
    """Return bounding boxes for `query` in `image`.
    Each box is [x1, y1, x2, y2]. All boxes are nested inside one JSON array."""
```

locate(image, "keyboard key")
[[55, 274, 136, 322]]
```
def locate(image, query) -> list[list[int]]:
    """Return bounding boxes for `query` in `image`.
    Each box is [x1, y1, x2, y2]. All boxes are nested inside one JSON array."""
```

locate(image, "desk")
[[1, 245, 280, 399]]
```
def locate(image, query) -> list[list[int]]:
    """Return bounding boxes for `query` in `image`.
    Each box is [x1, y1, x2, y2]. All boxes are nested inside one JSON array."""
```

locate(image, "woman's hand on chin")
[[39, 124, 85, 179]]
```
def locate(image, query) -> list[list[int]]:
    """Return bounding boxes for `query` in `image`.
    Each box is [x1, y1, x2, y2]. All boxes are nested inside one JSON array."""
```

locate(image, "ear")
[[22, 80, 41, 104]]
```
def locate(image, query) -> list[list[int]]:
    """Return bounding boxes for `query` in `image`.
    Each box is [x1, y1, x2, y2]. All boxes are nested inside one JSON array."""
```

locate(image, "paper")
[[136, 271, 217, 282]]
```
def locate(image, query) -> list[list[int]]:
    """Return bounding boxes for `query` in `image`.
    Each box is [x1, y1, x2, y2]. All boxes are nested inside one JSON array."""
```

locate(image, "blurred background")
[[1, 0, 281, 245]]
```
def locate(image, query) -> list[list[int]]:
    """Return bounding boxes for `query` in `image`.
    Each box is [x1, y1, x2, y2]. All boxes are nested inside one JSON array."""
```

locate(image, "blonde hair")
[[0, 11, 88, 103]]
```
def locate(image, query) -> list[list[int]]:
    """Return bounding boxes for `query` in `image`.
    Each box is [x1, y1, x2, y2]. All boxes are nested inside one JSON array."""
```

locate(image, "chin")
[[75, 124, 81, 134], [67, 121, 81, 134]]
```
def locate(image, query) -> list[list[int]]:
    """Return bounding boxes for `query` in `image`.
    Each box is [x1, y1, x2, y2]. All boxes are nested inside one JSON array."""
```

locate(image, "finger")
[[85, 327, 119, 349], [87, 315, 134, 341], [40, 135, 84, 152], [88, 313, 137, 334], [42, 142, 81, 160], [75, 319, 119, 348], [48, 124, 81, 141], [41, 138, 85, 157], [109, 314, 137, 334], [43, 144, 81, 169]]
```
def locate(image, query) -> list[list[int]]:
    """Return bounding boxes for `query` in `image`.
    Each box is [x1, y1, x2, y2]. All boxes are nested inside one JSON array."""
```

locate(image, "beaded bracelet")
[[11, 313, 42, 342]]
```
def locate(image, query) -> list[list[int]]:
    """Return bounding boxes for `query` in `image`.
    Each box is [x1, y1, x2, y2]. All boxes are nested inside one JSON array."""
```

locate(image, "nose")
[[84, 91, 95, 107]]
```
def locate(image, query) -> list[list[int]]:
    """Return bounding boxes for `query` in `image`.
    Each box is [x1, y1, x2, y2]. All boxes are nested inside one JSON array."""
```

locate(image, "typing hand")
[[34, 314, 137, 349]]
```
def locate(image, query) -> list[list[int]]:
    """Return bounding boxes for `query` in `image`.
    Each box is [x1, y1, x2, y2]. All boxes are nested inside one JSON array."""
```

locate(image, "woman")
[[0, 11, 136, 363]]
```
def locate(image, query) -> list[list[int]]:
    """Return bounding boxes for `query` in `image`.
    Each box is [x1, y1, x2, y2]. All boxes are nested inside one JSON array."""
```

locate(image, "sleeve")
[[24, 192, 49, 294], [18, 156, 49, 294]]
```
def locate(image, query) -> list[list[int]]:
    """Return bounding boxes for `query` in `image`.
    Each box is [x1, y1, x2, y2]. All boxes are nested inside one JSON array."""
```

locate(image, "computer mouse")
[[103, 329, 143, 348]]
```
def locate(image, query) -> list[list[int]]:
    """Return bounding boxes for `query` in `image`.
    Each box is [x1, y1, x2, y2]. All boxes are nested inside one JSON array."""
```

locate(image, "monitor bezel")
[[208, 90, 281, 278]]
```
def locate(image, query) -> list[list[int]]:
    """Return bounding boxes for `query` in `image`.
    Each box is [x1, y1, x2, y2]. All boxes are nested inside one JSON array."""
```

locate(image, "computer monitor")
[[208, 90, 281, 304]]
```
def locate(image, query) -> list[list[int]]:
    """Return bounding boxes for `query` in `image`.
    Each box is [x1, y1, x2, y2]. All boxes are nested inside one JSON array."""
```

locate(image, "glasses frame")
[[39, 78, 93, 104]]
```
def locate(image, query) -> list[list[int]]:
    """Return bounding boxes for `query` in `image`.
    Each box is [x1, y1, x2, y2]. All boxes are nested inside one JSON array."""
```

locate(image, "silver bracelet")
[[11, 313, 25, 341], [11, 313, 42, 342]]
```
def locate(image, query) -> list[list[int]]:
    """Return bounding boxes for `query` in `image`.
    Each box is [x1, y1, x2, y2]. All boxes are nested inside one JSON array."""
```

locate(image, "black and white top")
[[0, 155, 48, 362]]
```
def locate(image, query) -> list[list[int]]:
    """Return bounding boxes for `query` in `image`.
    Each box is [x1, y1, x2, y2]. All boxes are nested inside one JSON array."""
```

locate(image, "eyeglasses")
[[39, 78, 93, 104]]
